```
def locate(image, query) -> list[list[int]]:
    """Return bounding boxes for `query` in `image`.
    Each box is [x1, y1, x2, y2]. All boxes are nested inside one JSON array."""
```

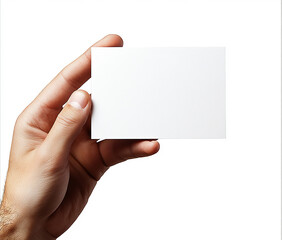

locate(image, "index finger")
[[32, 34, 123, 111]]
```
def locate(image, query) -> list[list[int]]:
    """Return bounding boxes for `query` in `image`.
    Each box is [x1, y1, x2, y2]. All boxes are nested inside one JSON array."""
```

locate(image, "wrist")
[[0, 202, 54, 240], [0, 203, 28, 239]]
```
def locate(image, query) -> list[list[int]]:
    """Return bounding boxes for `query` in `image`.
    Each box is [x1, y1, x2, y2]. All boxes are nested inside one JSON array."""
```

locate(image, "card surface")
[[91, 47, 225, 139]]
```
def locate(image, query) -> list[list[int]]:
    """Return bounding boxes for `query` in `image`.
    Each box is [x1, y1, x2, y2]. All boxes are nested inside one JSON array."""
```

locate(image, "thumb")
[[42, 90, 91, 158]]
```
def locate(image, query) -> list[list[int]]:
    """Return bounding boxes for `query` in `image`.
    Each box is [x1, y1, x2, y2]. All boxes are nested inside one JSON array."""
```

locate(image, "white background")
[[1, 0, 281, 239]]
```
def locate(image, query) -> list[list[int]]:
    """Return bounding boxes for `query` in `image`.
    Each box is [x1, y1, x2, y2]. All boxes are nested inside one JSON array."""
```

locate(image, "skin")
[[0, 34, 160, 239]]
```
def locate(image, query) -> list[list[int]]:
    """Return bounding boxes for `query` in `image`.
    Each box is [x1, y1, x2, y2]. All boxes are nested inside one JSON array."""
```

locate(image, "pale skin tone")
[[0, 34, 160, 239]]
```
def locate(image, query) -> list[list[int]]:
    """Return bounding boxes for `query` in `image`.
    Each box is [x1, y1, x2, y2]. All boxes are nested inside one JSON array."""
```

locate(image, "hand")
[[0, 34, 160, 240]]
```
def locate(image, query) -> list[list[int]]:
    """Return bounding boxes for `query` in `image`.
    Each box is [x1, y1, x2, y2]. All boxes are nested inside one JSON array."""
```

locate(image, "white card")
[[91, 47, 225, 139]]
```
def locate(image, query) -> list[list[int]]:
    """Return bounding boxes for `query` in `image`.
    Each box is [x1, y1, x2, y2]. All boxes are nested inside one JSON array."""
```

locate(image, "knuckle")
[[129, 146, 139, 159], [14, 105, 34, 130], [35, 146, 49, 162], [35, 147, 67, 175], [56, 108, 80, 128], [14, 111, 28, 130], [15, 113, 24, 126]]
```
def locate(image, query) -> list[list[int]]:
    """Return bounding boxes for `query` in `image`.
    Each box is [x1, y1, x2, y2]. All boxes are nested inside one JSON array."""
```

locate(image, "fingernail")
[[68, 91, 88, 109]]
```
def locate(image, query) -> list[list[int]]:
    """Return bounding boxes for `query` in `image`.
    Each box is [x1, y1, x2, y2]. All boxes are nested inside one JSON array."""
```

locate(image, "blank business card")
[[91, 47, 225, 139]]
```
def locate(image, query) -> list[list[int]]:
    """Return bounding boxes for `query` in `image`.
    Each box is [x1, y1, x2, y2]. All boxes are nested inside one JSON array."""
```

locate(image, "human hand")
[[0, 34, 160, 240]]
